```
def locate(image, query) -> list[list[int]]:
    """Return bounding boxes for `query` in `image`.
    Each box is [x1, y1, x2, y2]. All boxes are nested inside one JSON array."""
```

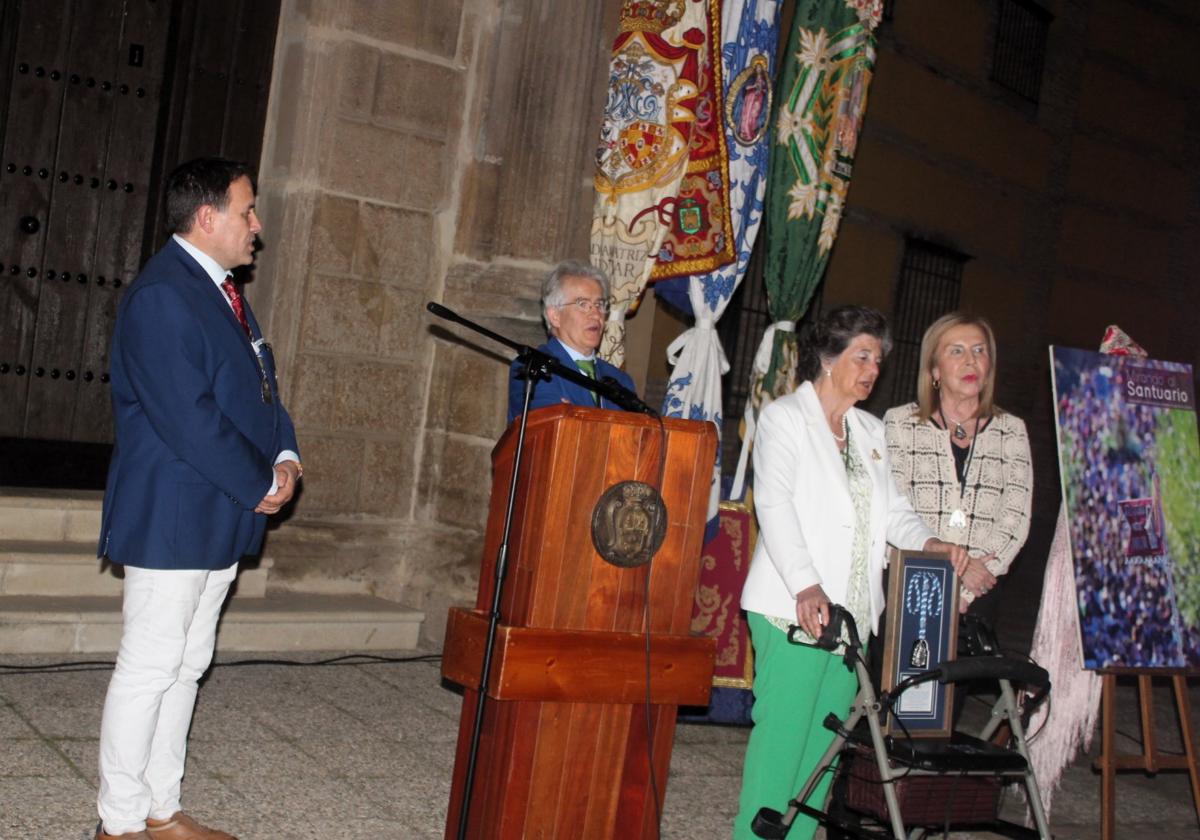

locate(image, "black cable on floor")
[[0, 651, 442, 675]]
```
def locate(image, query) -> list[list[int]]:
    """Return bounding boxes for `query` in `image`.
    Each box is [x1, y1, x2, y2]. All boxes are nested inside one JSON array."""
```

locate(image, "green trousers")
[[732, 612, 859, 840]]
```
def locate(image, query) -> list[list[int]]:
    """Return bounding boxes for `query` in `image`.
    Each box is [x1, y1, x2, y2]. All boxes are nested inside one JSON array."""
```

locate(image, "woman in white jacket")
[[734, 306, 967, 840]]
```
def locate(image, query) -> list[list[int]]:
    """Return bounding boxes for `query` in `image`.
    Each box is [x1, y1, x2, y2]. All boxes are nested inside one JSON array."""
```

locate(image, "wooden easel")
[[1097, 670, 1200, 839]]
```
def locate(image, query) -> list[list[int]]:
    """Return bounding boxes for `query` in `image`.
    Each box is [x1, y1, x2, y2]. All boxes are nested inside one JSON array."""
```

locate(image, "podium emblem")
[[591, 481, 668, 568]]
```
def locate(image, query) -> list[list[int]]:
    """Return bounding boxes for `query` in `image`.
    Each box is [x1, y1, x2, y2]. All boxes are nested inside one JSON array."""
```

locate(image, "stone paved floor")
[[1, 651, 1197, 839]]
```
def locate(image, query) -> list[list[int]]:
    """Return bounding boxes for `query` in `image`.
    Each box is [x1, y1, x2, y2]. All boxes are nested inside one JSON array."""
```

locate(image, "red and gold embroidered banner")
[[649, 0, 734, 282], [690, 502, 755, 687], [591, 0, 708, 365]]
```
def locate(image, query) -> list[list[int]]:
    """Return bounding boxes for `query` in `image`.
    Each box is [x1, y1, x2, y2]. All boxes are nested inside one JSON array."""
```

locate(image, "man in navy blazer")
[[94, 158, 299, 840], [507, 260, 638, 422]]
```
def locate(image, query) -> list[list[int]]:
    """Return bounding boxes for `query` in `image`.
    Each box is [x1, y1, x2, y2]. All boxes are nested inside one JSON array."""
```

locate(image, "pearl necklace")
[[831, 414, 848, 443]]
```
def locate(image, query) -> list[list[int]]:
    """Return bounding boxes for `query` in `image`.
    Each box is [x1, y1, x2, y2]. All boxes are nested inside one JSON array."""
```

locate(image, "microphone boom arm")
[[426, 302, 657, 416]]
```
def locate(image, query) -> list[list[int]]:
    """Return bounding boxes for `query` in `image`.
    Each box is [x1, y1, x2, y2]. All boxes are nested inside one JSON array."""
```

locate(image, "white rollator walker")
[[751, 605, 1052, 840]]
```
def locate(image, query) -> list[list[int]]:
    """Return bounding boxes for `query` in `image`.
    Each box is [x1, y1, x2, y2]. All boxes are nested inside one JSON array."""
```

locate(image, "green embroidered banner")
[[758, 0, 880, 397], [731, 0, 881, 499]]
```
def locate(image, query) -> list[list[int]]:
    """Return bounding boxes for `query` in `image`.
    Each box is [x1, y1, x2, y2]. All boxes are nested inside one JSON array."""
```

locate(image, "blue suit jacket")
[[98, 238, 299, 570], [507, 338, 638, 423]]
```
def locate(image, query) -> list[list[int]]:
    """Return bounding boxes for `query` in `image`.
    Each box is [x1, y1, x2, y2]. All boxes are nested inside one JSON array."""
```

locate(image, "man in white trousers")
[[94, 157, 301, 840]]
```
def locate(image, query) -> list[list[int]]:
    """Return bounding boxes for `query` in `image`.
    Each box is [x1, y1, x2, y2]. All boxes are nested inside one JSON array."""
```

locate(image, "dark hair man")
[[94, 158, 301, 840], [506, 260, 638, 422]]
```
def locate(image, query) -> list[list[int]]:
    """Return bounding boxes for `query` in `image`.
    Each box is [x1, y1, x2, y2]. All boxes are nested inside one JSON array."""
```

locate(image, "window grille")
[[889, 238, 968, 406], [990, 0, 1051, 104]]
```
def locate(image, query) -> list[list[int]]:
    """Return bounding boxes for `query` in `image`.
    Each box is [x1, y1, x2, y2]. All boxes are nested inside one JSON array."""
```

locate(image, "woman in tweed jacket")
[[883, 313, 1032, 621]]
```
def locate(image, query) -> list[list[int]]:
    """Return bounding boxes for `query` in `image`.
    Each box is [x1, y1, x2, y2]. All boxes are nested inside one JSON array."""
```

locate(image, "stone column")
[[248, 0, 621, 645]]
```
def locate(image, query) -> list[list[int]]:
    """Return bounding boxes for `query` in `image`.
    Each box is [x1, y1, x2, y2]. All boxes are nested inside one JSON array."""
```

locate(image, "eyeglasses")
[[557, 297, 610, 315]]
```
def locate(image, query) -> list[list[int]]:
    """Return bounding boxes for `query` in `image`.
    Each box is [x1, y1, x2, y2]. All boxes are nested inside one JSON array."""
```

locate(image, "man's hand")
[[255, 461, 300, 514]]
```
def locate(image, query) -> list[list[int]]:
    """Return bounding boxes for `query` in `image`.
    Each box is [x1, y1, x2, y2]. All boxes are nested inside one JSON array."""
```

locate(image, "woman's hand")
[[923, 538, 969, 575], [794, 584, 831, 639], [961, 553, 998, 600]]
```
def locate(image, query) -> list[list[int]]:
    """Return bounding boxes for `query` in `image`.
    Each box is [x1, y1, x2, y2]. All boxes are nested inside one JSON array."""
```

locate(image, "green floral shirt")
[[768, 430, 873, 645]]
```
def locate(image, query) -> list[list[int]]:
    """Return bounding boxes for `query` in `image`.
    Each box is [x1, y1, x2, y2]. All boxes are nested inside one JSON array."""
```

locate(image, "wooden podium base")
[[442, 407, 719, 839], [443, 608, 716, 839]]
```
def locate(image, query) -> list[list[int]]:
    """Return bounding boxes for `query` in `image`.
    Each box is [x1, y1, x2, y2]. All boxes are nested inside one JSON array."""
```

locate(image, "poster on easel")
[[1050, 346, 1200, 669]]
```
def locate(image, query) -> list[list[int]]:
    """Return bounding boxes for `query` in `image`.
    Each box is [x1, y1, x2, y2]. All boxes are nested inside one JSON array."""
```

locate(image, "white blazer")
[[740, 381, 935, 635]]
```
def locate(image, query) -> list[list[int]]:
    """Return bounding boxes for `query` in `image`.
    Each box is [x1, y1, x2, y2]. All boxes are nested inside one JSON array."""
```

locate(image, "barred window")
[[990, 0, 1051, 104], [889, 238, 968, 406]]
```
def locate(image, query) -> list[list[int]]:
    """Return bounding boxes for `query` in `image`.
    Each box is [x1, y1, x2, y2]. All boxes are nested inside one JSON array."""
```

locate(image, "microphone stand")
[[425, 302, 655, 840]]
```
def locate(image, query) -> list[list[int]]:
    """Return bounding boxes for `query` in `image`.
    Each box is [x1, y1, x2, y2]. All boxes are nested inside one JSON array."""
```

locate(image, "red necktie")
[[221, 278, 252, 339]]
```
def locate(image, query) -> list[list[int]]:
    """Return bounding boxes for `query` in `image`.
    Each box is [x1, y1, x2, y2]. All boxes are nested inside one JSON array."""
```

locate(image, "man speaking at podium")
[[506, 260, 638, 422]]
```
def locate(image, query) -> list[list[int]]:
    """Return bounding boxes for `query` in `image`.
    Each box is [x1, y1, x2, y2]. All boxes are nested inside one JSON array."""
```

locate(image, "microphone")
[[427, 301, 467, 327], [427, 300, 657, 416], [426, 301, 522, 354], [599, 375, 659, 417]]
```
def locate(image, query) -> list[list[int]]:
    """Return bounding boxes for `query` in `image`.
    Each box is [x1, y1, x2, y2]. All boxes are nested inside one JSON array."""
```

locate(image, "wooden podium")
[[442, 405, 719, 839]]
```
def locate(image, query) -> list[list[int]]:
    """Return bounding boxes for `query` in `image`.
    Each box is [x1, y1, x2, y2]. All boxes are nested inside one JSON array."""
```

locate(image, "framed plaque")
[[881, 549, 960, 738]]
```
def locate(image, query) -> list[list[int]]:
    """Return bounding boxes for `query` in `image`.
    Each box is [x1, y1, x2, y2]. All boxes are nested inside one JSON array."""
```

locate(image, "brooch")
[[870, 449, 881, 461]]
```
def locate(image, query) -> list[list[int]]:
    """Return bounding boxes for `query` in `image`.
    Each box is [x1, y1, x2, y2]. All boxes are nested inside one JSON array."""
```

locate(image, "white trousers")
[[97, 562, 238, 835]]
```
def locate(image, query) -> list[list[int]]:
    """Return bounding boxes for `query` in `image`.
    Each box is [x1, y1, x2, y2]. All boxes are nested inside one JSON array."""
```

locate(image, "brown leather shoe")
[[145, 812, 237, 840], [95, 829, 152, 840]]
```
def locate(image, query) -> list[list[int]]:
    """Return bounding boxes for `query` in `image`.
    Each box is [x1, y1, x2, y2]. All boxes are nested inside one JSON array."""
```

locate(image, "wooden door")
[[0, 0, 280, 487], [0, 0, 169, 445]]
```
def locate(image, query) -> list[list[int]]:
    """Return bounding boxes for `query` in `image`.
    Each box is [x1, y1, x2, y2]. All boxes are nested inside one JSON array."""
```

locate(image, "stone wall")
[[241, 0, 1200, 653], [248, 0, 620, 645]]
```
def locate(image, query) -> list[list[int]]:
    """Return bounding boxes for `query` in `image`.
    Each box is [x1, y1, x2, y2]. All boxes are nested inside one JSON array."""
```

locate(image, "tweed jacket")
[[740, 382, 935, 635], [883, 403, 1032, 591]]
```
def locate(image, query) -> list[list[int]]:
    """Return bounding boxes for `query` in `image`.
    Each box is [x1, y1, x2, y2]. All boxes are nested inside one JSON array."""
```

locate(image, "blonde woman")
[[883, 313, 1032, 621]]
